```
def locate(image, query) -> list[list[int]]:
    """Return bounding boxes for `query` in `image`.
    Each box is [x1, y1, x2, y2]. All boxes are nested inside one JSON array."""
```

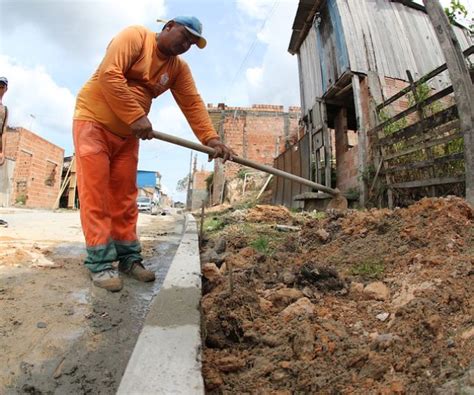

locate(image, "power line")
[[223, 0, 281, 103]]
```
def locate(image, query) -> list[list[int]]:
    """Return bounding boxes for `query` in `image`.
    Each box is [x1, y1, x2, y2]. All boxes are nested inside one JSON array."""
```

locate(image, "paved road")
[[0, 208, 184, 394]]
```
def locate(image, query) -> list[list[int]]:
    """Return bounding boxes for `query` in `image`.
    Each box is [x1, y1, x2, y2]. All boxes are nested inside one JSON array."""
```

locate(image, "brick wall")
[[208, 104, 300, 205], [334, 108, 359, 192], [193, 170, 211, 191], [6, 127, 64, 208]]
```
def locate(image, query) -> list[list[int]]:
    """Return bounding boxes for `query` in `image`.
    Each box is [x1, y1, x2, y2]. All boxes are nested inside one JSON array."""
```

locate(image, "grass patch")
[[350, 260, 385, 280], [204, 217, 226, 232], [251, 236, 272, 255], [309, 211, 327, 220]]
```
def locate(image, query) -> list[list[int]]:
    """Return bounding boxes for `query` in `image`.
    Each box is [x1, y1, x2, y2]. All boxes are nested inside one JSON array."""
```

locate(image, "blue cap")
[[157, 16, 207, 49], [0, 77, 7, 86]]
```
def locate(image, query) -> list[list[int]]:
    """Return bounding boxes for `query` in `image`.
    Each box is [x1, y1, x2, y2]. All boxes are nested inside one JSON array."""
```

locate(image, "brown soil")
[[200, 198, 474, 394]]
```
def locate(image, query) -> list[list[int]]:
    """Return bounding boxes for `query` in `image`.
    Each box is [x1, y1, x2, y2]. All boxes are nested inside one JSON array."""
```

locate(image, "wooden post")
[[321, 102, 332, 189], [199, 200, 205, 247], [67, 155, 77, 209], [422, 0, 474, 205], [407, 70, 436, 197], [353, 74, 369, 207]]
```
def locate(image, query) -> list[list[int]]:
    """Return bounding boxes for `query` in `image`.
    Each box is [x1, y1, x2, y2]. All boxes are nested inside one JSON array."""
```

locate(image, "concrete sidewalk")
[[118, 214, 203, 394]]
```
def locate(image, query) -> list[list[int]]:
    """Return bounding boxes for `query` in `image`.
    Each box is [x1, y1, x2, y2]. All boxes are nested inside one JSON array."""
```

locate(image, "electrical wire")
[[223, 0, 281, 103]]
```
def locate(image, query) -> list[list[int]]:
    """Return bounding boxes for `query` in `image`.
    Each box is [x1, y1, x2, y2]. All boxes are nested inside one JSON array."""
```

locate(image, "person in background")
[[0, 77, 9, 228], [73, 16, 235, 291]]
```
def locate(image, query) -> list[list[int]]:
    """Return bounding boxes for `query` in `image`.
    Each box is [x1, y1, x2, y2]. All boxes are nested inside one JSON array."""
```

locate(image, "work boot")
[[120, 261, 156, 282], [90, 269, 123, 292]]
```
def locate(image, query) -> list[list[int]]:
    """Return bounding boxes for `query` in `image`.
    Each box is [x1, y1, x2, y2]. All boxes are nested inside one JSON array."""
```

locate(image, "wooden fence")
[[368, 45, 473, 207], [272, 132, 311, 208]]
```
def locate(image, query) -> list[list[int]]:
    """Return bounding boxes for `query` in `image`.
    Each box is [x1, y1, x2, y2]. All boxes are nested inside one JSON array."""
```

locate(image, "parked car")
[[136, 196, 152, 213]]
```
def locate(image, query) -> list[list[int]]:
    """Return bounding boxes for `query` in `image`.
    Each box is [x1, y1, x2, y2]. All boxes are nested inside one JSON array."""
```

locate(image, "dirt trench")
[[199, 198, 474, 394]]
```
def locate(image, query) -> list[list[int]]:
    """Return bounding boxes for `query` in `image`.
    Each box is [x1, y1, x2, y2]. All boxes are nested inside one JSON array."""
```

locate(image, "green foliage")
[[237, 168, 250, 180], [251, 236, 272, 255], [15, 194, 27, 205], [204, 217, 225, 232], [309, 211, 327, 220], [205, 172, 214, 189], [176, 174, 190, 192], [379, 109, 408, 136], [407, 82, 443, 117], [350, 260, 385, 280], [345, 187, 360, 201], [444, 0, 468, 24], [358, 164, 376, 184]]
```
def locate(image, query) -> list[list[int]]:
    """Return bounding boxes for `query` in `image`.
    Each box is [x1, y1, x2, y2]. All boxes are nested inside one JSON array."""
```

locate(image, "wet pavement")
[[2, 212, 185, 394]]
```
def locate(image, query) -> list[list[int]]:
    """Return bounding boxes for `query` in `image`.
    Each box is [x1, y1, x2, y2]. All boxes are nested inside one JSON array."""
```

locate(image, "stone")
[[301, 286, 314, 298], [216, 356, 245, 373], [200, 250, 224, 265], [37, 322, 47, 329], [392, 281, 433, 308], [219, 262, 227, 275], [268, 288, 304, 308], [371, 333, 401, 350], [350, 282, 364, 294], [364, 282, 390, 301], [280, 297, 315, 322], [316, 228, 330, 242], [202, 263, 221, 282], [282, 271, 296, 285], [214, 238, 227, 254], [461, 326, 474, 340], [376, 312, 390, 322]]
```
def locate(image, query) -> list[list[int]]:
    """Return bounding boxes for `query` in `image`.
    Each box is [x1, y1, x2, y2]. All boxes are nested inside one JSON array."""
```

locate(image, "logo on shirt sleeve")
[[159, 73, 169, 86]]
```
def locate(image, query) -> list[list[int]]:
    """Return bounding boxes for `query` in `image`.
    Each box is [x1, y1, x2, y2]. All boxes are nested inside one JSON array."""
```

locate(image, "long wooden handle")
[[151, 130, 339, 196]]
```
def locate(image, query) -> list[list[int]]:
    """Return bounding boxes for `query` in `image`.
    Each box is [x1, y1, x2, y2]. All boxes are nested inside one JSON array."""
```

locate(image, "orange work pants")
[[73, 120, 142, 272]]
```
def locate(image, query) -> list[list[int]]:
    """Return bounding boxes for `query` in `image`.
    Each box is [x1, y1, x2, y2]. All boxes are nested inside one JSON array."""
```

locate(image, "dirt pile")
[[200, 197, 474, 394]]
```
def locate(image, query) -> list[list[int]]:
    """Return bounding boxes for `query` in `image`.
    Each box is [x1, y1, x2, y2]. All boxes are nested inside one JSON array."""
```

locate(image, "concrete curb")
[[118, 214, 203, 394]]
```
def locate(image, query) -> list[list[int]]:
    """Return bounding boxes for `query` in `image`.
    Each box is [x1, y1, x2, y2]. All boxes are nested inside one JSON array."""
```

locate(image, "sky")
[[0, 0, 472, 203], [0, 0, 301, 203]]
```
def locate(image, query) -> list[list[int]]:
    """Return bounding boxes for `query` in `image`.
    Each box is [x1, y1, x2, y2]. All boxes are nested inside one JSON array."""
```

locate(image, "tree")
[[176, 174, 190, 192], [444, 0, 473, 31]]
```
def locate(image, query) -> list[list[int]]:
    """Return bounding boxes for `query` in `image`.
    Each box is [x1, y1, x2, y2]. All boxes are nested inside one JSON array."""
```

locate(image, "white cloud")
[[1, 0, 167, 63], [0, 55, 76, 153], [241, 0, 300, 107], [246, 66, 264, 87], [236, 0, 274, 19]]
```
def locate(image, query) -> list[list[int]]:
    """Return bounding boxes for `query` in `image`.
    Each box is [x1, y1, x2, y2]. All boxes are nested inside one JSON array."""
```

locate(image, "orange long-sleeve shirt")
[[74, 25, 218, 144]]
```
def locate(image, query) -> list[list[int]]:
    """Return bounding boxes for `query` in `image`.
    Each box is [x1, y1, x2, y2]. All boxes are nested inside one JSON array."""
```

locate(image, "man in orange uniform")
[[73, 16, 234, 291]]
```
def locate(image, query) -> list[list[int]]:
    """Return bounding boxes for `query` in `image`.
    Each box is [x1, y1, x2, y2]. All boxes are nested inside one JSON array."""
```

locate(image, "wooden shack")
[[283, 0, 472, 206]]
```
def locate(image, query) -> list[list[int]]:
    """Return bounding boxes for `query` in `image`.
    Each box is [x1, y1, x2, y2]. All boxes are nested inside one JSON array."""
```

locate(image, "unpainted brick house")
[[191, 169, 212, 210], [0, 127, 64, 208], [283, 0, 472, 207], [207, 103, 301, 205]]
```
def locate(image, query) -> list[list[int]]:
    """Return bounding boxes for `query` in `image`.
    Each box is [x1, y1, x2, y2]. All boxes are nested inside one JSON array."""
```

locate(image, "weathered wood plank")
[[384, 152, 464, 174], [376, 45, 474, 111], [373, 86, 455, 134], [377, 105, 458, 146], [390, 176, 464, 189], [383, 127, 461, 160], [423, 0, 474, 205]]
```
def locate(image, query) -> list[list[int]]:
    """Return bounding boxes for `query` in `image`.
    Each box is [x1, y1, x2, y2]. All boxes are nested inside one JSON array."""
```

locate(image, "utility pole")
[[186, 150, 193, 210], [422, 0, 474, 205]]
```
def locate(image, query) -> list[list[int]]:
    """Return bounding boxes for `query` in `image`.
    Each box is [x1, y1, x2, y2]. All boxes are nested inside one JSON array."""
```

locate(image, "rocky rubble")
[[200, 198, 474, 394]]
